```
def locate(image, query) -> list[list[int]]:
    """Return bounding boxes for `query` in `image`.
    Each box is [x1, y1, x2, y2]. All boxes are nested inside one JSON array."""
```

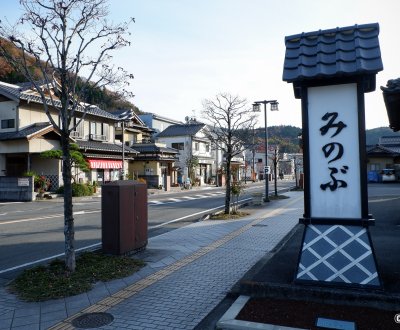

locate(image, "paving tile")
[[13, 306, 40, 318], [0, 318, 12, 329], [10, 313, 40, 327]]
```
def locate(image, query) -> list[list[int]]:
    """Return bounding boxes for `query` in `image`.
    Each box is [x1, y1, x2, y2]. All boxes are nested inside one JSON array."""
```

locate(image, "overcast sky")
[[4, 0, 400, 129]]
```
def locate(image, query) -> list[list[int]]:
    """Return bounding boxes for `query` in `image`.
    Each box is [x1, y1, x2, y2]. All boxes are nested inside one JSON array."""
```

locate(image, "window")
[[369, 164, 380, 171], [194, 142, 199, 151], [1, 119, 15, 129], [258, 158, 263, 163], [206, 144, 210, 152], [102, 123, 109, 140], [90, 122, 96, 135], [172, 143, 184, 150]]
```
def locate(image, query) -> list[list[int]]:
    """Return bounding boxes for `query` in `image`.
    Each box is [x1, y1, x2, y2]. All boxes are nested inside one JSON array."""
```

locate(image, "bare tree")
[[271, 146, 282, 196], [0, 0, 134, 272], [202, 93, 257, 214]]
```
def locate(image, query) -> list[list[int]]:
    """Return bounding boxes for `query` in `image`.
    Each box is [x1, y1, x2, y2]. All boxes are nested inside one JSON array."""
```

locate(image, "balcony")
[[89, 134, 107, 142]]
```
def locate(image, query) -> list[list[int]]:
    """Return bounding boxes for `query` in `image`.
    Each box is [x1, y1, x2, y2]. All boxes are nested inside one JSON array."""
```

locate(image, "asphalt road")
[[0, 180, 294, 280]]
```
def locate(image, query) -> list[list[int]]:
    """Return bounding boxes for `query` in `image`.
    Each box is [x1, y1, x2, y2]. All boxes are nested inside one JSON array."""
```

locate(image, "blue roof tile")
[[283, 23, 383, 82]]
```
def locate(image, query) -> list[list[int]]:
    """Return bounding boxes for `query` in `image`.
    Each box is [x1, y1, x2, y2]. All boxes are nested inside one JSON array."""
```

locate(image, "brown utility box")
[[101, 180, 148, 255]]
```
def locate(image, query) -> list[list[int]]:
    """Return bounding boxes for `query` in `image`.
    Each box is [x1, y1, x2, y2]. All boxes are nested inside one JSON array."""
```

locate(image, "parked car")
[[381, 169, 396, 182]]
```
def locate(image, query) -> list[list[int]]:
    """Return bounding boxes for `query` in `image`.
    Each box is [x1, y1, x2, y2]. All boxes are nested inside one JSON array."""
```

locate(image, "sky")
[[3, 0, 400, 129]]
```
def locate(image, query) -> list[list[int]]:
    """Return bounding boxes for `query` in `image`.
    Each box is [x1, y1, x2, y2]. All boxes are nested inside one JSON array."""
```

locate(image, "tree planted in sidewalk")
[[202, 93, 257, 214], [0, 0, 134, 272]]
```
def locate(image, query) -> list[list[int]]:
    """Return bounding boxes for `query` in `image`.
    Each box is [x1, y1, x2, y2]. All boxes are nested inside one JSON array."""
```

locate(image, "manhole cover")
[[72, 312, 114, 328]]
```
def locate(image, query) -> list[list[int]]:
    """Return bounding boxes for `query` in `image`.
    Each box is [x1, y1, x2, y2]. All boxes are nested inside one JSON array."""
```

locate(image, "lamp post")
[[252, 100, 279, 202], [118, 109, 134, 180]]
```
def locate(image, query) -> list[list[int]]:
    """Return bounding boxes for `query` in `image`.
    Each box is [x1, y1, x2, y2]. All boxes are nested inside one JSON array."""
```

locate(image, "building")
[[156, 119, 217, 185], [0, 80, 141, 189], [367, 135, 400, 181], [112, 110, 179, 189], [138, 113, 182, 138]]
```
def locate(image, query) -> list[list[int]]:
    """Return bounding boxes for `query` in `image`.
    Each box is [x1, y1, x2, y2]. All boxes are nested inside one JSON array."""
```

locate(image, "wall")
[[131, 161, 160, 188], [0, 100, 18, 133], [0, 176, 35, 201], [19, 102, 58, 128], [0, 154, 5, 176]]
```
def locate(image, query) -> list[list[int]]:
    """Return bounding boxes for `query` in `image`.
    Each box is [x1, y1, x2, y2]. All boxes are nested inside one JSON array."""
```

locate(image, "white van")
[[381, 169, 396, 182]]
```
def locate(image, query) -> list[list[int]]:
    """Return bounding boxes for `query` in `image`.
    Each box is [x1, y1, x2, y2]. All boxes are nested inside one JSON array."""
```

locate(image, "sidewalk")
[[0, 191, 304, 329]]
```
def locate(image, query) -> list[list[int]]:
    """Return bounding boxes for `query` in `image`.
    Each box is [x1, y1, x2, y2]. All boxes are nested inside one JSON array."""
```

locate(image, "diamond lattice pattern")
[[296, 224, 380, 286]]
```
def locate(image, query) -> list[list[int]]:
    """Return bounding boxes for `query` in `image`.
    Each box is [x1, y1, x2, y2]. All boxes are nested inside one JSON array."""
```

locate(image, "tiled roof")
[[76, 140, 138, 154], [0, 81, 120, 120], [132, 143, 179, 154], [0, 122, 53, 141], [379, 136, 400, 145], [367, 144, 400, 155], [283, 23, 383, 82], [157, 123, 205, 137]]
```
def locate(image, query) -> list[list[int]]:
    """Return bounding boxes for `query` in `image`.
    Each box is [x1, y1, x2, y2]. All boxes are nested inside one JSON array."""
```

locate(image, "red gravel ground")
[[236, 298, 400, 330]]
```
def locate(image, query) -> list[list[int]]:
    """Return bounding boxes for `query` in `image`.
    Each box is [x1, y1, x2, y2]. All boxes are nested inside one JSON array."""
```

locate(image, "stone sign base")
[[295, 224, 381, 287]]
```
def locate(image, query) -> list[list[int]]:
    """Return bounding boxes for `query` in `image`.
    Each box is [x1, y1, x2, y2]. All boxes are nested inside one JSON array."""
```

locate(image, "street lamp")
[[118, 109, 134, 180], [253, 100, 279, 202]]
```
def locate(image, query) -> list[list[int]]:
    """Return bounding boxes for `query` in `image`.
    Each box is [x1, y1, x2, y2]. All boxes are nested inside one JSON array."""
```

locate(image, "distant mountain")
[[255, 125, 399, 153], [365, 127, 400, 145], [0, 37, 141, 114], [256, 125, 302, 153]]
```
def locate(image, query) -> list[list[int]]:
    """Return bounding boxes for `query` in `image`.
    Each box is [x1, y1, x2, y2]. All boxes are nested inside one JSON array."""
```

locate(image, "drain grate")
[[72, 312, 114, 328]]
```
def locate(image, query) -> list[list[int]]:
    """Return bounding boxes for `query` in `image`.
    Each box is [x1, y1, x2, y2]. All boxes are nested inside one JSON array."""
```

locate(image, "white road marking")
[[168, 198, 181, 202], [149, 197, 252, 229], [149, 201, 164, 205], [0, 210, 100, 225]]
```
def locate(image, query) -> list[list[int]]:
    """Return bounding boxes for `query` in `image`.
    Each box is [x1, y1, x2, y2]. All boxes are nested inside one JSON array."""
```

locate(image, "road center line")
[[0, 210, 100, 225]]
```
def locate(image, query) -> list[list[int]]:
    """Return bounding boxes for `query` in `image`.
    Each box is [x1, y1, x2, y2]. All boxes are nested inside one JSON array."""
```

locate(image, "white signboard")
[[308, 84, 361, 219], [18, 178, 30, 187]]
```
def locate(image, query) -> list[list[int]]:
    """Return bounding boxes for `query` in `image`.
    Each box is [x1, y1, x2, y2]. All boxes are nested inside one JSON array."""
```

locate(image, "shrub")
[[56, 183, 93, 196], [56, 185, 64, 194], [72, 183, 90, 197]]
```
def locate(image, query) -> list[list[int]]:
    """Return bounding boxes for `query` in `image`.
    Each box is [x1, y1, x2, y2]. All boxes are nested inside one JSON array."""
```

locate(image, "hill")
[[0, 38, 141, 114], [365, 127, 400, 145], [255, 125, 302, 153]]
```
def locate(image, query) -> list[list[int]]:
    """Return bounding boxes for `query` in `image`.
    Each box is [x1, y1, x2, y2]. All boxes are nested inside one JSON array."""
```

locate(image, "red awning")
[[88, 159, 122, 169]]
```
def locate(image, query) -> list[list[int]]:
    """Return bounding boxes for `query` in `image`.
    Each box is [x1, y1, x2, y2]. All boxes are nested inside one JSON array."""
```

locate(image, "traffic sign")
[[264, 166, 271, 174]]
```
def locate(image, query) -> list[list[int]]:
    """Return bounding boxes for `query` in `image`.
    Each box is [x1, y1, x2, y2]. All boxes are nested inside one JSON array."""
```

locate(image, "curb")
[[216, 295, 307, 330]]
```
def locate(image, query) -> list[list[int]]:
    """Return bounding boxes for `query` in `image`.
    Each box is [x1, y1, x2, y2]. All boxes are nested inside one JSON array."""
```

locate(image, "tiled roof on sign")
[[283, 23, 383, 83]]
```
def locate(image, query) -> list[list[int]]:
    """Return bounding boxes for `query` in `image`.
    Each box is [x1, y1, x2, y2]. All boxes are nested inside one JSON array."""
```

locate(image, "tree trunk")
[[225, 157, 231, 214], [61, 132, 75, 272], [274, 160, 278, 196]]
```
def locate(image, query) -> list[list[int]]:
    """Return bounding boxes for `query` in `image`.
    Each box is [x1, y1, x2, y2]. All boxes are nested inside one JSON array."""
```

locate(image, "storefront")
[[88, 159, 122, 184]]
